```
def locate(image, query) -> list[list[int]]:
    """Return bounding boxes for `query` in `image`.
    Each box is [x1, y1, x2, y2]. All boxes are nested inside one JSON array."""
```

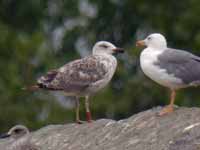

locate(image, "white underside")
[[140, 48, 184, 90]]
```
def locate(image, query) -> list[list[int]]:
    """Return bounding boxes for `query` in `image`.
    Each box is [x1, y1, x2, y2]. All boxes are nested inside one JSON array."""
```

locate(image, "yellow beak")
[[136, 40, 146, 47]]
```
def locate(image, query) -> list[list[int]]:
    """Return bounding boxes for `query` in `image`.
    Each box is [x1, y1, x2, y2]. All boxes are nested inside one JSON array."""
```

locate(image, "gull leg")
[[85, 96, 92, 123], [75, 97, 85, 124], [159, 90, 176, 116]]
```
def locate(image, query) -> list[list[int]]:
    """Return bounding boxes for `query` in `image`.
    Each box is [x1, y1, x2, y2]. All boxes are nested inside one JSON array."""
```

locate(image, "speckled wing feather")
[[155, 48, 200, 85], [37, 55, 108, 92]]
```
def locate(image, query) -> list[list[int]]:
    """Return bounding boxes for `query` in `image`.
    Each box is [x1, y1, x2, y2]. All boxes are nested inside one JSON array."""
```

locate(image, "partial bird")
[[27, 41, 124, 123], [0, 125, 29, 139], [0, 125, 38, 150], [136, 33, 200, 116]]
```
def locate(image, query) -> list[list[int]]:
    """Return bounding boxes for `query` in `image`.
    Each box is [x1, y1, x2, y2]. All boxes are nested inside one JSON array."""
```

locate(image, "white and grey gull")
[[136, 33, 200, 116], [27, 41, 124, 123]]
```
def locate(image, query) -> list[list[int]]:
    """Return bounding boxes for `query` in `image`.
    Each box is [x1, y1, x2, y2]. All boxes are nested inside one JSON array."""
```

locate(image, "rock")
[[1, 107, 200, 150]]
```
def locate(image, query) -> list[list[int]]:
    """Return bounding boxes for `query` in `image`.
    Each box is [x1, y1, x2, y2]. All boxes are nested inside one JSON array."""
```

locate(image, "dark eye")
[[100, 44, 108, 48], [14, 129, 22, 133], [147, 37, 152, 40]]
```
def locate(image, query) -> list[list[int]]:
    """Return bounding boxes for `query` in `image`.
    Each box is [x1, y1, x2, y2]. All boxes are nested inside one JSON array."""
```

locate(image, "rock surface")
[[1, 107, 200, 150]]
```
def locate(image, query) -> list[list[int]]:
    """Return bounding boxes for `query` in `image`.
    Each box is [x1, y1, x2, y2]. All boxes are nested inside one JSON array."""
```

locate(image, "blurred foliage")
[[0, 0, 200, 132]]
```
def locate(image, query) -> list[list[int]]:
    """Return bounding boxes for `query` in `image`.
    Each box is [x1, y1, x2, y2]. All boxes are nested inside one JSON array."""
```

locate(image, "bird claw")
[[76, 120, 87, 124], [158, 105, 174, 116], [87, 120, 94, 123], [76, 120, 94, 124]]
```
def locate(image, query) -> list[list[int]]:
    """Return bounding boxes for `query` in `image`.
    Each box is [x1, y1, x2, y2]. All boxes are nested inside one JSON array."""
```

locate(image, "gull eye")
[[14, 129, 22, 134], [147, 37, 152, 40], [100, 44, 108, 49]]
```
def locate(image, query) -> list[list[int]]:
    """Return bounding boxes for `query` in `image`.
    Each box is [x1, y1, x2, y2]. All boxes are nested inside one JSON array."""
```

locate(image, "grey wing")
[[38, 56, 108, 92], [155, 48, 200, 85]]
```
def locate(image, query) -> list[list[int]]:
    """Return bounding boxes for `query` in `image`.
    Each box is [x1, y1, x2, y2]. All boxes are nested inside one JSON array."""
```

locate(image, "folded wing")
[[155, 48, 200, 85], [37, 56, 108, 92]]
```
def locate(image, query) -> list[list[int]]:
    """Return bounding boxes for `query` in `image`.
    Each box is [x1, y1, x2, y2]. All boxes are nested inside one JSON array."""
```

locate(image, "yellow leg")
[[159, 90, 176, 116]]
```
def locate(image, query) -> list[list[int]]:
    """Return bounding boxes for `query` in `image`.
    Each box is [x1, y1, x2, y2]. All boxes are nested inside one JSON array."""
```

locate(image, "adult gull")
[[136, 33, 200, 116]]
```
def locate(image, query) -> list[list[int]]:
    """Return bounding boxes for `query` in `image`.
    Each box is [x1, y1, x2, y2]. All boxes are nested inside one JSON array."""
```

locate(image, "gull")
[[0, 125, 38, 150], [28, 41, 124, 123], [0, 125, 29, 139], [136, 33, 200, 116]]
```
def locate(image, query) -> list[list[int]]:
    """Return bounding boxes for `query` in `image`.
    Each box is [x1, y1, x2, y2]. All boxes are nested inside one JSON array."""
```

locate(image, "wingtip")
[[22, 85, 40, 91]]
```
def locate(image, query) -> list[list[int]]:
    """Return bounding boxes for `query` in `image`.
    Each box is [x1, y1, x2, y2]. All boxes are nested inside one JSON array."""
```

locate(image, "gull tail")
[[22, 85, 40, 91]]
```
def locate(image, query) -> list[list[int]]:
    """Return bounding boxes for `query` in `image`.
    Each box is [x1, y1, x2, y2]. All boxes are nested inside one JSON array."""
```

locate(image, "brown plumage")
[[36, 56, 108, 94], [22, 85, 40, 91], [25, 41, 124, 123]]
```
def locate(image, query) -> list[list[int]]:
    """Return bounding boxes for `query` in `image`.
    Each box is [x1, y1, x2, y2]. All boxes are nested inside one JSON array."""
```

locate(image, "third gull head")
[[0, 125, 29, 139]]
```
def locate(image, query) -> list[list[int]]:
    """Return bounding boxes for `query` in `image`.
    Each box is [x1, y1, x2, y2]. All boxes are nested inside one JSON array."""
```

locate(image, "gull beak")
[[0, 133, 10, 138], [136, 40, 146, 47], [112, 48, 124, 53]]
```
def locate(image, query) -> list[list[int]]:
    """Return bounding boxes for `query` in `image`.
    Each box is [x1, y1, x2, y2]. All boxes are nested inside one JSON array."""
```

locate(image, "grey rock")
[[1, 107, 200, 150]]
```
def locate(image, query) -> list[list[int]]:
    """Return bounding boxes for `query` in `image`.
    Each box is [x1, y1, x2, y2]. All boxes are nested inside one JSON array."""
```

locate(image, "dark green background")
[[0, 0, 200, 132]]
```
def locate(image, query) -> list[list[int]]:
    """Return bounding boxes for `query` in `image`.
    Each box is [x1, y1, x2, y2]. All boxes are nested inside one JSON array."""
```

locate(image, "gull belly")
[[140, 48, 183, 90]]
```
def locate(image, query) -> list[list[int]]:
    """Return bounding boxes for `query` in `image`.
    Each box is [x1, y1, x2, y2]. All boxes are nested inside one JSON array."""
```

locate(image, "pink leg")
[[75, 97, 85, 124], [85, 96, 92, 123]]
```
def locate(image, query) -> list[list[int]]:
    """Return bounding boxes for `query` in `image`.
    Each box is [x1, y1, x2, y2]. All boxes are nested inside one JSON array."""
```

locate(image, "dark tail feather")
[[22, 85, 40, 91]]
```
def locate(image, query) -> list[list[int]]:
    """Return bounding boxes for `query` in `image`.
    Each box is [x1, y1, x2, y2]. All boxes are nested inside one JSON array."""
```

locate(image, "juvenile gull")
[[136, 33, 200, 116], [0, 125, 29, 139], [0, 125, 39, 150], [29, 41, 124, 123]]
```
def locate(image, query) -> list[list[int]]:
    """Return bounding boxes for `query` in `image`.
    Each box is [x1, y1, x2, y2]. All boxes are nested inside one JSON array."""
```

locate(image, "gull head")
[[0, 125, 29, 139], [136, 33, 167, 49], [92, 41, 124, 55]]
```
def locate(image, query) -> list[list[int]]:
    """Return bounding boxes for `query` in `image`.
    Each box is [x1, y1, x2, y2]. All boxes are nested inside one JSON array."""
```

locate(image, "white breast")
[[140, 48, 183, 89]]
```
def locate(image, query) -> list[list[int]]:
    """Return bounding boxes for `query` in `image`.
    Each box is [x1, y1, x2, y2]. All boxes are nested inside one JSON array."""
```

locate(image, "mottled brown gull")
[[136, 33, 200, 116], [28, 41, 124, 123], [0, 125, 39, 150]]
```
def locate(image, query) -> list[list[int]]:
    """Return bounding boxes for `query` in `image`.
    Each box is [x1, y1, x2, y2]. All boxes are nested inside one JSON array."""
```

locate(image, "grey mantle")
[[1, 107, 200, 150]]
